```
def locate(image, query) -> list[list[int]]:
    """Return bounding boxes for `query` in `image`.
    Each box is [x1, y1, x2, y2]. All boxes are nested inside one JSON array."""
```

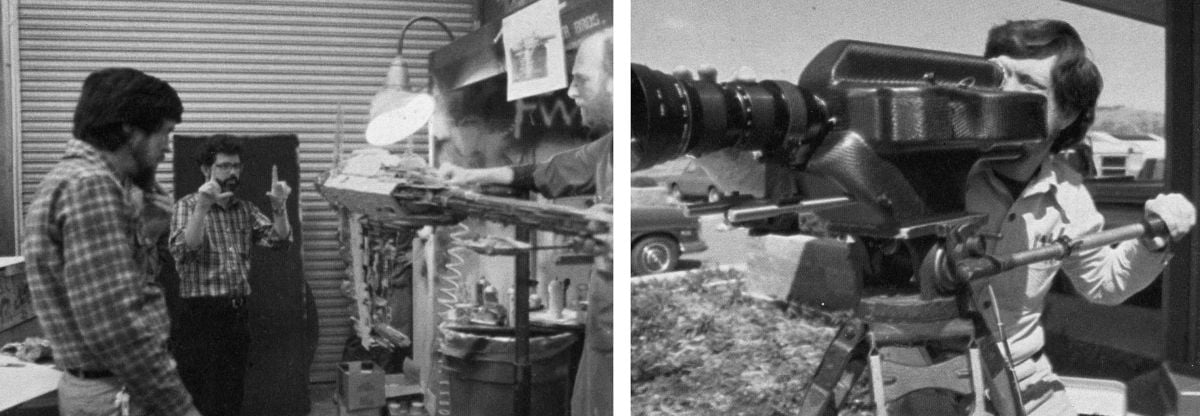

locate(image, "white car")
[[1081, 131, 1145, 179], [1111, 133, 1165, 180]]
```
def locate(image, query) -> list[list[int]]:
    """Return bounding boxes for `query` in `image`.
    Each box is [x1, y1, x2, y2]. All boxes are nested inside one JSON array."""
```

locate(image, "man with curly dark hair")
[[24, 67, 201, 416], [169, 135, 292, 416]]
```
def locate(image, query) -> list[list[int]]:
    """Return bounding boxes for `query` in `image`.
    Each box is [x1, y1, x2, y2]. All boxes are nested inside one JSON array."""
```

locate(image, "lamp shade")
[[364, 93, 435, 146], [365, 56, 436, 146], [364, 16, 455, 147]]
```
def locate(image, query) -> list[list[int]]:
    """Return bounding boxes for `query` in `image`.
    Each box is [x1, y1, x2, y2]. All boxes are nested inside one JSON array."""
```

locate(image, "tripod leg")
[[968, 347, 989, 416], [869, 351, 888, 416], [800, 319, 869, 416], [966, 282, 1026, 416]]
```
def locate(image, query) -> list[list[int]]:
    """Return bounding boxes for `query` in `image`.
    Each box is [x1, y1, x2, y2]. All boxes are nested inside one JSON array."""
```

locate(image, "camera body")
[[633, 40, 1049, 237]]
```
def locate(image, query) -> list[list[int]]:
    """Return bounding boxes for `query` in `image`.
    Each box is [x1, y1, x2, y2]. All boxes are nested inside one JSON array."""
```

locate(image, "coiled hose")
[[433, 222, 473, 415]]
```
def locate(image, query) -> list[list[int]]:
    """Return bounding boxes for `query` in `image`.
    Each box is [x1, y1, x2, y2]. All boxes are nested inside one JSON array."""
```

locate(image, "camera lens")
[[631, 64, 827, 171]]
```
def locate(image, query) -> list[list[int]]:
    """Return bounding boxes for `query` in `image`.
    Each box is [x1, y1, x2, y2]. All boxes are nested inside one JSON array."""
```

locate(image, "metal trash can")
[[439, 327, 576, 416]]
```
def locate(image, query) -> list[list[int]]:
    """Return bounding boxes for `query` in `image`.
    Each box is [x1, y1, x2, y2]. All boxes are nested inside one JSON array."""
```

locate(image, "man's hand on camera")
[[196, 179, 232, 208], [1142, 193, 1197, 250], [671, 64, 768, 197]]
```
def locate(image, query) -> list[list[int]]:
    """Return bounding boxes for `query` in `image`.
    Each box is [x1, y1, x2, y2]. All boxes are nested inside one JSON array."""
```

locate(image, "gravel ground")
[[631, 268, 848, 416]]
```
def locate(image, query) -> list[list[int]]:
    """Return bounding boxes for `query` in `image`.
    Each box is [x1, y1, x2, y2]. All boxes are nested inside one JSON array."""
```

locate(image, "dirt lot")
[[631, 268, 848, 416], [679, 214, 755, 270]]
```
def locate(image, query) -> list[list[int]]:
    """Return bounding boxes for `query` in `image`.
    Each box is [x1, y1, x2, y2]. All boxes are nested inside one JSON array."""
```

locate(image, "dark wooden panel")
[[1164, 0, 1200, 366]]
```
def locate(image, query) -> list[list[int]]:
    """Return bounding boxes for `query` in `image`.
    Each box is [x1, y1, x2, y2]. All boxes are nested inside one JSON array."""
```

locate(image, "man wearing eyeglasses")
[[168, 134, 292, 416]]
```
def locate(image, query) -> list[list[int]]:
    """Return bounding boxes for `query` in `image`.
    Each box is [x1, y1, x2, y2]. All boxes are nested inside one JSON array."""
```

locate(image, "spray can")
[[475, 278, 487, 306], [564, 278, 579, 310], [576, 280, 589, 311], [548, 279, 564, 319], [506, 287, 516, 327], [388, 402, 406, 416], [536, 277, 549, 309]]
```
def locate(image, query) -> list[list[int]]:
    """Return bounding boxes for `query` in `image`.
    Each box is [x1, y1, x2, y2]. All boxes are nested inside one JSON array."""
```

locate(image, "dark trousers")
[[170, 296, 250, 416]]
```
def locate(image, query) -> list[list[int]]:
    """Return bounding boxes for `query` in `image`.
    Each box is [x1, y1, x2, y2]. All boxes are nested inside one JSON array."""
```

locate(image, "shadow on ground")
[[677, 259, 703, 271]]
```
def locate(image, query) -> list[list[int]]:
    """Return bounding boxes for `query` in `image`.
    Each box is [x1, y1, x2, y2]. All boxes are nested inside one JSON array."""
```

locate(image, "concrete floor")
[[307, 383, 431, 416], [306, 383, 336, 416]]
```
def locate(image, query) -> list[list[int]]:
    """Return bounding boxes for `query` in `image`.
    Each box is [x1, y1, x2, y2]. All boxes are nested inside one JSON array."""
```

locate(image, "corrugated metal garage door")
[[15, 0, 474, 383]]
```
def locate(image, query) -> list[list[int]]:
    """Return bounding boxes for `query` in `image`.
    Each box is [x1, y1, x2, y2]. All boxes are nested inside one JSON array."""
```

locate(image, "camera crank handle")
[[1141, 214, 1170, 245], [956, 216, 1171, 282], [681, 194, 758, 217]]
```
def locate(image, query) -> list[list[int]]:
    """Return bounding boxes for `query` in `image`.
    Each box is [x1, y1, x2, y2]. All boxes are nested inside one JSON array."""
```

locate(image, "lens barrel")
[[631, 64, 827, 170]]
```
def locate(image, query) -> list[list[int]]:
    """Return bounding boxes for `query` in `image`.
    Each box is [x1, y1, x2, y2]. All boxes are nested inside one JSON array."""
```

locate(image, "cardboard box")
[[385, 372, 422, 398], [332, 393, 380, 416], [337, 361, 386, 410]]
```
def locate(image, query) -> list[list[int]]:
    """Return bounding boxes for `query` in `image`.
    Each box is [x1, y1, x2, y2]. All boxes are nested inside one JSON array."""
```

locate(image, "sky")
[[631, 0, 1165, 112]]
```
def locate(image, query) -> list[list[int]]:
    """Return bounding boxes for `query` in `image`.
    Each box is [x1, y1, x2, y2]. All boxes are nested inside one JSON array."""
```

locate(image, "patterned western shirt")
[[169, 193, 289, 298], [23, 139, 194, 415]]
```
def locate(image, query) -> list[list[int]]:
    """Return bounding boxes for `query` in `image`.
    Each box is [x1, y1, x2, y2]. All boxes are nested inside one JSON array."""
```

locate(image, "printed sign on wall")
[[503, 0, 567, 101]]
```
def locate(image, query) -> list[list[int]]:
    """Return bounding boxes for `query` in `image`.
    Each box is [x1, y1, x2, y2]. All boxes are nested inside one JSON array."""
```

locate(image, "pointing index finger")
[[271, 164, 278, 184]]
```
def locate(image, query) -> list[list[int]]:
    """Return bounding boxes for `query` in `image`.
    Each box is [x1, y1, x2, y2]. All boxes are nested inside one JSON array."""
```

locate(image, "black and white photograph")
[[631, 1, 1200, 415], [0, 0, 611, 415]]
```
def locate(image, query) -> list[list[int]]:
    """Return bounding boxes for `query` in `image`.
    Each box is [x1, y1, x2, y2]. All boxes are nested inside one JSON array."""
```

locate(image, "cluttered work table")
[[0, 354, 60, 412], [0, 256, 60, 414]]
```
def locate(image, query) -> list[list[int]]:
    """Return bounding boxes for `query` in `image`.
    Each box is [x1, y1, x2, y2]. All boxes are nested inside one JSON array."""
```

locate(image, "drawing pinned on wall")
[[503, 0, 567, 101]]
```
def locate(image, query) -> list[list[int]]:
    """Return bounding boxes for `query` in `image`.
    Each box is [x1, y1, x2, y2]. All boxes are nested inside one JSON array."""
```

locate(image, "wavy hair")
[[985, 19, 1102, 152], [73, 68, 182, 151]]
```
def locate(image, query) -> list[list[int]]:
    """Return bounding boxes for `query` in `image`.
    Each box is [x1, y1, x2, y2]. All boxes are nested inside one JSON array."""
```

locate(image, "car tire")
[[707, 186, 722, 203], [669, 184, 684, 201], [632, 235, 680, 276]]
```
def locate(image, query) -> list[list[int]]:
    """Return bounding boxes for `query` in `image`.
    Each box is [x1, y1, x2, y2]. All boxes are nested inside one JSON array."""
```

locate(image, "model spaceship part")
[[456, 234, 532, 255], [316, 154, 611, 238]]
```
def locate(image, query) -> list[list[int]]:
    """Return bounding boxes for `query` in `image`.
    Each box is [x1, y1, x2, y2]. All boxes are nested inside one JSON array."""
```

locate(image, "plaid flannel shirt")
[[169, 193, 289, 298], [23, 139, 194, 415]]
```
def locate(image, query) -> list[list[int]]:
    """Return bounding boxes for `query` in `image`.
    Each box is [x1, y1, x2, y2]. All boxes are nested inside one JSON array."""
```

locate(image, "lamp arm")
[[398, 16, 457, 56]]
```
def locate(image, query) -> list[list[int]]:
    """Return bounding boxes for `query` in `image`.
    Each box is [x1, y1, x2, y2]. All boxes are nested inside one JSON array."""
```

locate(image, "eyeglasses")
[[214, 162, 242, 171]]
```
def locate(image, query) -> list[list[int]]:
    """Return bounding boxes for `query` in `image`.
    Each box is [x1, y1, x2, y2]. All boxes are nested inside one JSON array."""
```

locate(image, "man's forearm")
[[478, 166, 515, 185], [182, 205, 209, 248], [272, 206, 290, 238]]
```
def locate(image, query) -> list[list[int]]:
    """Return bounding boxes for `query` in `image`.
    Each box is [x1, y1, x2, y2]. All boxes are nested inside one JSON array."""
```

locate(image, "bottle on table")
[[548, 279, 564, 319]]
